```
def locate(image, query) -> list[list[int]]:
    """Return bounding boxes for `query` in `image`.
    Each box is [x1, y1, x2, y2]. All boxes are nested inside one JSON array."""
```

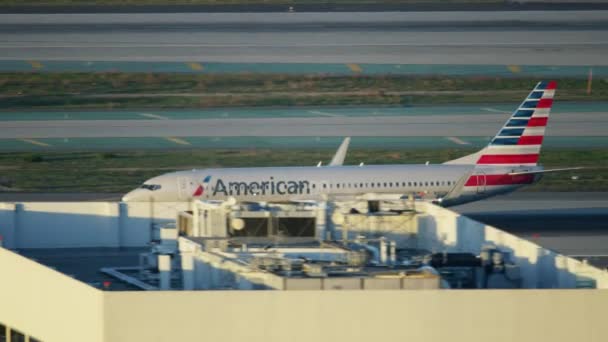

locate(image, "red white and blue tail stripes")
[[476, 81, 556, 166]]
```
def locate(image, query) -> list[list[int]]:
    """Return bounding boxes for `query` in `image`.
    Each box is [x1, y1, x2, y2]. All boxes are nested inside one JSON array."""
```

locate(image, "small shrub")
[[23, 154, 43, 163], [97, 152, 118, 159]]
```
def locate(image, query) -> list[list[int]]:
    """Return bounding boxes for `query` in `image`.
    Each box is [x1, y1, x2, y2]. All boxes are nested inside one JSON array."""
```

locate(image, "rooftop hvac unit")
[[303, 263, 327, 278]]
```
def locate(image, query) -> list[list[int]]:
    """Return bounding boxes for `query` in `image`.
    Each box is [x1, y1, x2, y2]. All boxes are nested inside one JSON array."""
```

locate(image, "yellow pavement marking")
[[347, 63, 362, 73], [507, 65, 522, 73], [446, 137, 470, 145], [165, 137, 190, 145], [19, 138, 51, 147], [28, 60, 43, 70], [187, 62, 204, 71]]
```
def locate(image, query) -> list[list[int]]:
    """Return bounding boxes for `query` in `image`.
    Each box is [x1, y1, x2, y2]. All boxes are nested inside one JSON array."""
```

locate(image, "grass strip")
[[1, 73, 607, 110], [0, 148, 604, 193]]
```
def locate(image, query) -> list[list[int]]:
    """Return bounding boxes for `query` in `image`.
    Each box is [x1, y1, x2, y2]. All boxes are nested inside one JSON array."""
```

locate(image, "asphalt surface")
[[2, 11, 608, 64], [4, 3, 608, 14], [3, 60, 606, 76], [3, 103, 607, 120], [1, 112, 606, 139], [0, 104, 606, 150]]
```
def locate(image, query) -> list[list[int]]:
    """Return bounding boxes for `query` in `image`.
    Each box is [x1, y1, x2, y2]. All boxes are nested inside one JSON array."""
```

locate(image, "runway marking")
[[308, 110, 343, 117], [187, 62, 204, 71], [507, 65, 522, 74], [481, 107, 510, 114], [138, 113, 168, 120], [5, 42, 608, 49], [165, 137, 190, 146], [19, 138, 50, 147], [446, 137, 470, 145], [28, 60, 43, 69], [347, 63, 363, 73]]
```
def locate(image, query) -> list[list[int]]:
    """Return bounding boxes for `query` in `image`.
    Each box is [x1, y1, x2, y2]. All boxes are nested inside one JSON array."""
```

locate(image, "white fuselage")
[[122, 163, 538, 206]]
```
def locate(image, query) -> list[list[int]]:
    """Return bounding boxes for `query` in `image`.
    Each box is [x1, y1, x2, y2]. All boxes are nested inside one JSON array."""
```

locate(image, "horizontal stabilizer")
[[507, 167, 584, 176]]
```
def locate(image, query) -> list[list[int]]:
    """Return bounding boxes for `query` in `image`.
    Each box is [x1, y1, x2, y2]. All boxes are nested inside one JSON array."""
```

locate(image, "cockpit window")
[[140, 184, 161, 191]]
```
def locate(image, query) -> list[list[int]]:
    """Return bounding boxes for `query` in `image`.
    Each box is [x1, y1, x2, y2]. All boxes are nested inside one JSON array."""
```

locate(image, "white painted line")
[[446, 136, 470, 145], [19, 138, 51, 147], [165, 137, 190, 145], [481, 107, 510, 114], [139, 113, 168, 120], [308, 110, 343, 117], [4, 42, 607, 48]]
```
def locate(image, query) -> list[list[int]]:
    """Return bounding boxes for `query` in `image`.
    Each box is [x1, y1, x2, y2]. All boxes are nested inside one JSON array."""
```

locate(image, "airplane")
[[123, 81, 581, 207]]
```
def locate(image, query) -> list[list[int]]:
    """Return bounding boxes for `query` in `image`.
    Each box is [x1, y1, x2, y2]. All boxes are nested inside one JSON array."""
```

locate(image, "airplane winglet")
[[329, 137, 350, 166]]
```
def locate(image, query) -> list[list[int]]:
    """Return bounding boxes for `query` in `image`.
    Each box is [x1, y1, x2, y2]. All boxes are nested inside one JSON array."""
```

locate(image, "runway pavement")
[[2, 60, 606, 76], [1, 112, 607, 139], [0, 103, 606, 150], [2, 11, 608, 64]]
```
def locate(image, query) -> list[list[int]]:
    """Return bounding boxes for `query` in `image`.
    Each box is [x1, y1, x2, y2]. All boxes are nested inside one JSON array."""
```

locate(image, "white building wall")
[[0, 200, 607, 288], [0, 201, 187, 249], [0, 247, 104, 342], [103, 289, 608, 342], [418, 202, 608, 289]]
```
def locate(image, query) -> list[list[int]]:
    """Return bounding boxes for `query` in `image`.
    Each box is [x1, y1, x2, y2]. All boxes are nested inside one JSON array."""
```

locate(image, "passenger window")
[[408, 182, 412, 187], [337, 184, 340, 188]]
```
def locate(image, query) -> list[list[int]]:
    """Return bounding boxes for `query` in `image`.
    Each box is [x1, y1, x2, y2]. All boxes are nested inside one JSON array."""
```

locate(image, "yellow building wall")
[[0, 248, 104, 342], [104, 290, 608, 342]]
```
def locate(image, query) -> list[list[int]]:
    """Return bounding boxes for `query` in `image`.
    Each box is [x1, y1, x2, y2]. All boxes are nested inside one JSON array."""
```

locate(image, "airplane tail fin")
[[445, 81, 556, 166]]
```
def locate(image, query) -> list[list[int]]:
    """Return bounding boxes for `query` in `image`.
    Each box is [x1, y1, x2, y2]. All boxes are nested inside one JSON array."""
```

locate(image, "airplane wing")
[[328, 137, 351, 166], [507, 167, 584, 176]]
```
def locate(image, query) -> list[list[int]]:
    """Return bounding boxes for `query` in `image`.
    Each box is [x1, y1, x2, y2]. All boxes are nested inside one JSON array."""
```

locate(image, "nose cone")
[[122, 189, 147, 202]]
